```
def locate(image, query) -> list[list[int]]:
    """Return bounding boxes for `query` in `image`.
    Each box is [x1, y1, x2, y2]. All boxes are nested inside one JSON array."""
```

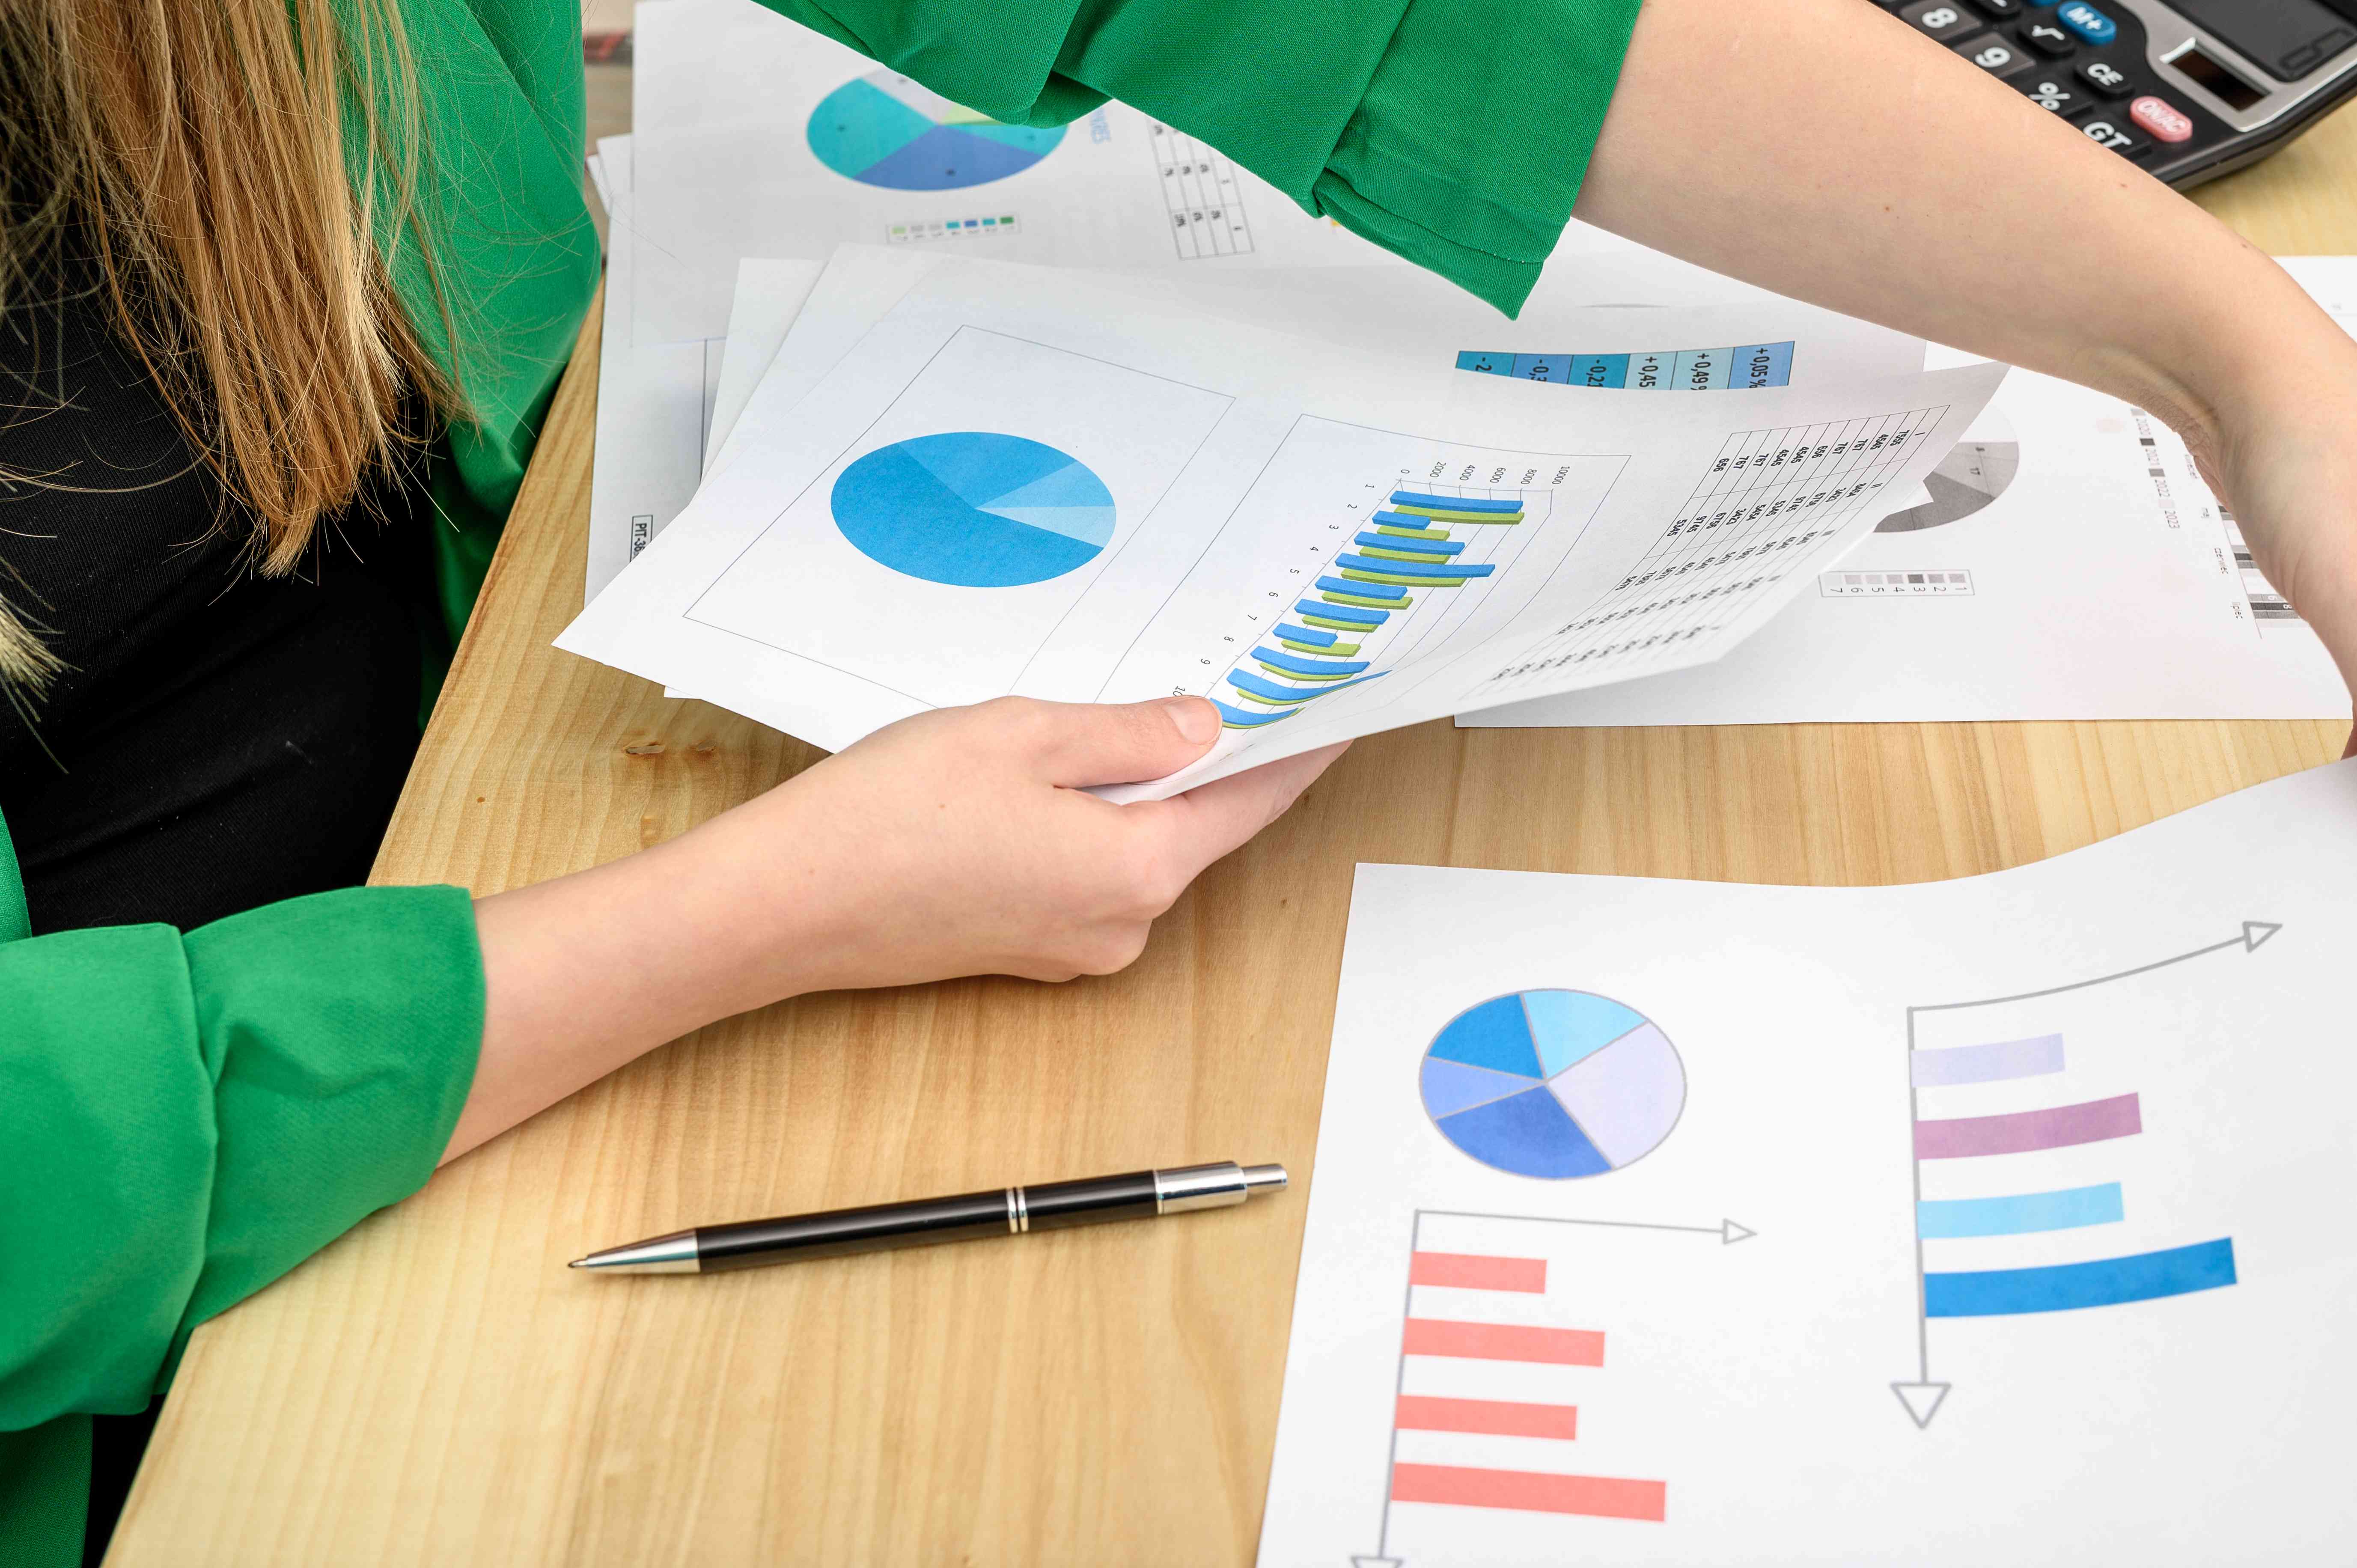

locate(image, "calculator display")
[[2169, 0, 2357, 80]]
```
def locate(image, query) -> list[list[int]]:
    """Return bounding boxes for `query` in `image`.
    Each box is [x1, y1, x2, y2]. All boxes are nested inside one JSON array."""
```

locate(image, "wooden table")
[[109, 105, 2357, 1567]]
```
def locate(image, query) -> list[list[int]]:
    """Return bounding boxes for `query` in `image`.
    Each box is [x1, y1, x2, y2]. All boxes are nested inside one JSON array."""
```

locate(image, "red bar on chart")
[[1396, 1394, 1578, 1440], [1391, 1461, 1667, 1522], [1409, 1251, 1548, 1293], [1402, 1318, 1605, 1366]]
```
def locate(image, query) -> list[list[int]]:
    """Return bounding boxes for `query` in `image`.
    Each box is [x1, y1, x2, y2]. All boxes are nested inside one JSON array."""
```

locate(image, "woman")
[[6, 0, 2357, 1562]]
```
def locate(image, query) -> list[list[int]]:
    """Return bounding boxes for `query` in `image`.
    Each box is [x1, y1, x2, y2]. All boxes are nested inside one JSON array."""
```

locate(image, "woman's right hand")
[[450, 697, 1345, 1159]]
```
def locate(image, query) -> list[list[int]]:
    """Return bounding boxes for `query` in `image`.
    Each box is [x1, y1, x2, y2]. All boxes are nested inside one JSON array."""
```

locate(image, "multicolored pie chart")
[[807, 70, 1065, 191], [1420, 990, 1686, 1179]]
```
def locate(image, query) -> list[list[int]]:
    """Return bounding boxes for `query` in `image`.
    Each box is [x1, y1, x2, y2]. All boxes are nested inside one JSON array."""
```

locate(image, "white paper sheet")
[[1461, 262, 2357, 726], [1260, 758, 2357, 1567], [705, 258, 824, 469], [559, 259, 2001, 796]]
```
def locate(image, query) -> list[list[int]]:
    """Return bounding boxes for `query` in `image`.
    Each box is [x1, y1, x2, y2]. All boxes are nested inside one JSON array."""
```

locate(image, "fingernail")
[[1161, 696, 1218, 746]]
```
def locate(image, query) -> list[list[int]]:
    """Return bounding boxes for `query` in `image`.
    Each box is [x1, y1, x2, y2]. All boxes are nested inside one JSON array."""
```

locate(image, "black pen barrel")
[[695, 1188, 1014, 1270]]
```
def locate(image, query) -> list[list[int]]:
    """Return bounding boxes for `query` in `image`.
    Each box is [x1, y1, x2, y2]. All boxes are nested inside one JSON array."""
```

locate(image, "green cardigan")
[[0, 0, 1641, 1559]]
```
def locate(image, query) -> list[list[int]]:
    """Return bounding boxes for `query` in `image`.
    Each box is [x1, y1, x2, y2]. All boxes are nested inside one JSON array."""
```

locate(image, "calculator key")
[[1902, 2, 1982, 42], [2021, 17, 2075, 54], [1955, 33, 2035, 76], [1976, 0, 2021, 12], [2054, 1, 2116, 45], [2077, 59, 2134, 96], [2072, 110, 2147, 156], [2128, 94, 2194, 142], [2020, 74, 2082, 112]]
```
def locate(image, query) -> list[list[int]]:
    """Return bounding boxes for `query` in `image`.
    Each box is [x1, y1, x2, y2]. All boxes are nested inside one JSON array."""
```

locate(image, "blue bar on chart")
[[1296, 599, 1387, 626], [1334, 555, 1495, 580], [1390, 491, 1524, 513], [1317, 576, 1407, 601], [1274, 623, 1339, 647], [1917, 1183, 2125, 1239], [1910, 1033, 2066, 1087], [1924, 1238, 2237, 1317], [1452, 343, 1793, 391], [1212, 699, 1292, 727], [1255, 647, 1371, 678], [1355, 531, 1465, 555], [1226, 668, 1386, 705], [1734, 341, 1795, 388]]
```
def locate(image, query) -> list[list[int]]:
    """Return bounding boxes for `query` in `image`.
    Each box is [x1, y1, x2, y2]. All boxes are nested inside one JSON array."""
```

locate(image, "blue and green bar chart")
[[1456, 342, 1795, 391], [1212, 488, 1525, 731]]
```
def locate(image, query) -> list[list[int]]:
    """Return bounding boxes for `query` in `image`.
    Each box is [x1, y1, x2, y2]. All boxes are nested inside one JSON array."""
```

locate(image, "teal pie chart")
[[829, 432, 1116, 588], [807, 71, 1065, 191]]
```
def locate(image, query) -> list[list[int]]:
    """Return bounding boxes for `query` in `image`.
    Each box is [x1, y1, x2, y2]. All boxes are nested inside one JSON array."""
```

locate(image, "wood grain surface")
[[107, 102, 2357, 1567]]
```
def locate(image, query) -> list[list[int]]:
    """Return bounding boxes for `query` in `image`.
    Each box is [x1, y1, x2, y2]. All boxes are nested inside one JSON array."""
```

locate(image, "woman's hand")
[[446, 697, 1345, 1159]]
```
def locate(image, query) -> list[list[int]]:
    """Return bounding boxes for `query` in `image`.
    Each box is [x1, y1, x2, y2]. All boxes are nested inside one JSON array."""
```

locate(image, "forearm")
[[1581, 0, 2350, 430]]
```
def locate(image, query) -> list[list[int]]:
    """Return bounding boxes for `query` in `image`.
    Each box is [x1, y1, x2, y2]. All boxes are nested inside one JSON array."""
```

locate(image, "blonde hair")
[[0, 0, 459, 689]]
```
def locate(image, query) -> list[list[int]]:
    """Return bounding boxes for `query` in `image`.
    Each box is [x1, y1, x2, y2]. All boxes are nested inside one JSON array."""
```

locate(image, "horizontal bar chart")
[[1915, 1092, 2142, 1159], [1395, 1395, 1578, 1440], [1917, 1182, 2125, 1238], [1926, 1238, 2237, 1317], [1408, 1250, 1547, 1293], [1910, 1032, 2065, 1086], [1402, 1318, 1606, 1366], [1390, 1463, 1667, 1523]]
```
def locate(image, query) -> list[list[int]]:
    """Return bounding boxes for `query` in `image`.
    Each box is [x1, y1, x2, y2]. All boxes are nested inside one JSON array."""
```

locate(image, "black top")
[[0, 252, 429, 937]]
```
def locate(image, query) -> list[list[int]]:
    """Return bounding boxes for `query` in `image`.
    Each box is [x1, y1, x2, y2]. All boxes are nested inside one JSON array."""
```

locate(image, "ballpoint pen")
[[570, 1159, 1289, 1273]]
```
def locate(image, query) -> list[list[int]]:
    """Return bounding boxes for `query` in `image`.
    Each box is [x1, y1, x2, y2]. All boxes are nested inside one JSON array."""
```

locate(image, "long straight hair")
[[0, 0, 460, 688]]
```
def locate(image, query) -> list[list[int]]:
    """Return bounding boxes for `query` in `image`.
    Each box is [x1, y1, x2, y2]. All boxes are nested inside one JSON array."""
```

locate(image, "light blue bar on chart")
[[1670, 347, 1732, 390], [1733, 342, 1794, 388], [1454, 351, 1513, 376], [1910, 1032, 2065, 1086], [1918, 1183, 2124, 1239]]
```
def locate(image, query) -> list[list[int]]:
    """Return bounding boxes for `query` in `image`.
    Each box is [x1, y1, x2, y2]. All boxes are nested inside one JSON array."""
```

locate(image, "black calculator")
[[1876, 0, 2357, 184]]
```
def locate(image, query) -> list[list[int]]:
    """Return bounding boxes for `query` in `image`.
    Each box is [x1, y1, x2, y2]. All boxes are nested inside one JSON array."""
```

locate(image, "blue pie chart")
[[830, 432, 1116, 588], [1420, 990, 1686, 1179], [808, 71, 1065, 191]]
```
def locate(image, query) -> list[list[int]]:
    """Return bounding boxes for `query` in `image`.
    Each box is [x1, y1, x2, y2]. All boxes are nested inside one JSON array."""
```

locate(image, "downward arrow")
[[1891, 1382, 1950, 1428]]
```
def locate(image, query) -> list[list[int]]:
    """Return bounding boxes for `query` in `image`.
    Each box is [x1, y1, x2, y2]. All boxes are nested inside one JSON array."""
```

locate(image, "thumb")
[[1035, 696, 1222, 787]]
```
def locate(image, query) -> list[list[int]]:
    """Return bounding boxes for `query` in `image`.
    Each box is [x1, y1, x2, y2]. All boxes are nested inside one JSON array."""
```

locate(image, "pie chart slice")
[[808, 71, 1065, 191], [830, 432, 1115, 589], [1420, 990, 1686, 1179]]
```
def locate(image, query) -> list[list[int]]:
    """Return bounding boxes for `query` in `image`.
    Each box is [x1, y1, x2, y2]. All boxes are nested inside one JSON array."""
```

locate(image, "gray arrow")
[[1418, 1208, 1756, 1245], [1899, 921, 2280, 1426]]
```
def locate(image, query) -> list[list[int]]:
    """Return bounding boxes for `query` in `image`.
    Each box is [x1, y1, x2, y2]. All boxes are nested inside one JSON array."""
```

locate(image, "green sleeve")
[[0, 884, 485, 1566], [758, 0, 1645, 315]]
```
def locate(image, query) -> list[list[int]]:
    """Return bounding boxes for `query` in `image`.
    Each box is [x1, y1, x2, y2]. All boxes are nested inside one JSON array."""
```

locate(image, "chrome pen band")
[[1152, 1160, 1289, 1214]]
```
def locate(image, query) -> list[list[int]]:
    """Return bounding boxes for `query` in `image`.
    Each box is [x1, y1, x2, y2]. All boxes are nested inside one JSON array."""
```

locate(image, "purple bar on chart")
[[1915, 1092, 2141, 1159], [1910, 1032, 2065, 1086]]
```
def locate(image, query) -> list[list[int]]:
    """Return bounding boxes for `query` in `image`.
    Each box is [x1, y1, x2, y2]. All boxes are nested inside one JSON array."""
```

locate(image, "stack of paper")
[[569, 3, 2348, 771], [578, 0, 1914, 600]]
